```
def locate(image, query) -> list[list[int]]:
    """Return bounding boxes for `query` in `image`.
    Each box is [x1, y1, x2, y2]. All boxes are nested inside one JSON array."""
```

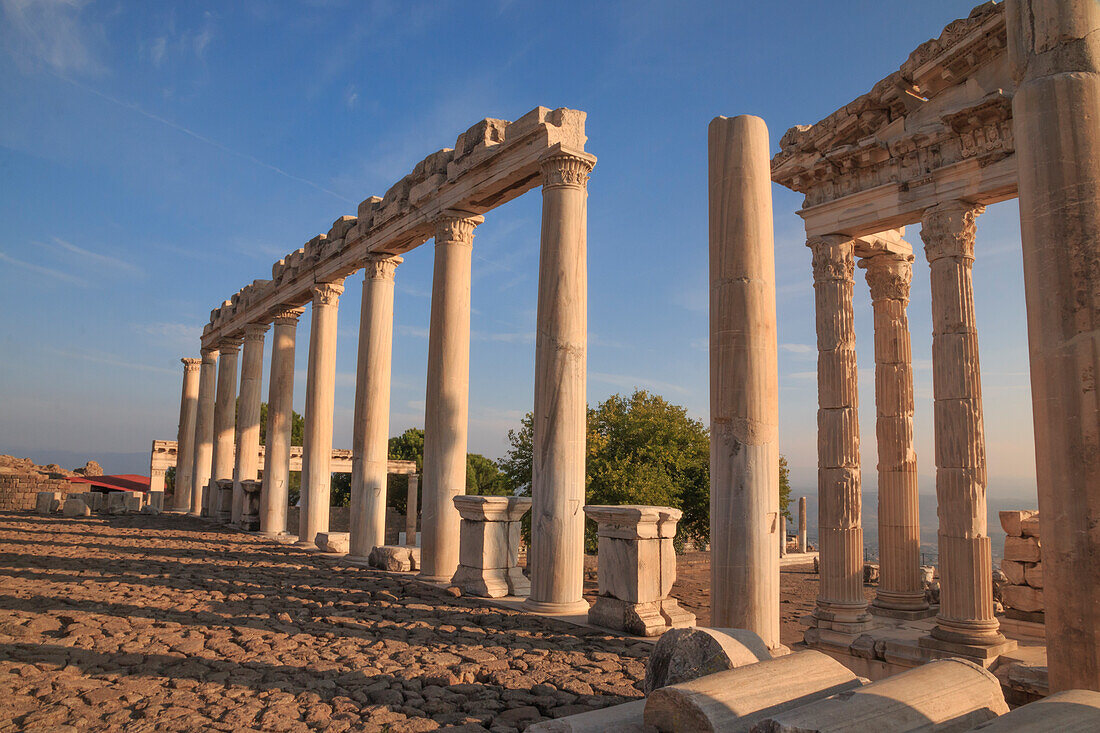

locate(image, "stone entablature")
[[149, 439, 416, 475], [770, 2, 1017, 237], [200, 107, 588, 348]]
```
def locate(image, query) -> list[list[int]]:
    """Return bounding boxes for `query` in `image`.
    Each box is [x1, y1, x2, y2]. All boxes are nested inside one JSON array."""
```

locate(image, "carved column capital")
[[808, 236, 856, 283], [272, 306, 305, 325], [216, 337, 242, 353], [311, 280, 345, 307], [363, 254, 403, 282], [920, 200, 985, 262], [434, 211, 484, 245], [181, 357, 202, 372], [540, 150, 595, 189], [243, 323, 269, 342], [200, 347, 219, 363], [860, 252, 915, 303]]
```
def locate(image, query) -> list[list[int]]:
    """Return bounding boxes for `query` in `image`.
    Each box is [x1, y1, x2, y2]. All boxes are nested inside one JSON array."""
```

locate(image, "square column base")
[[452, 565, 529, 598], [918, 634, 1018, 665], [871, 604, 938, 621], [589, 596, 695, 637]]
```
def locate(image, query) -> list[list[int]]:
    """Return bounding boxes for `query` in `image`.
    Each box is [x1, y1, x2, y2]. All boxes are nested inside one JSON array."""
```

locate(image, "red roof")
[[68, 474, 151, 493]]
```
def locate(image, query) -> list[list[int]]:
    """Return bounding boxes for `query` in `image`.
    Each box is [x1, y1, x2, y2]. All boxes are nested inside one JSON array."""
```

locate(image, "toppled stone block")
[[1004, 536, 1041, 562], [36, 491, 62, 514], [369, 545, 420, 572], [645, 627, 772, 694], [1002, 584, 1044, 613], [644, 650, 863, 732], [62, 498, 91, 517], [316, 532, 349, 555], [956, 689, 1100, 731], [999, 510, 1038, 537], [527, 700, 647, 733]]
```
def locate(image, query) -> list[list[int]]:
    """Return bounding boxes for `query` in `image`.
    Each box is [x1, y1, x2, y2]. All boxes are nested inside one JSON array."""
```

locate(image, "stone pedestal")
[[173, 358, 201, 513], [524, 147, 596, 615], [450, 495, 531, 598], [260, 308, 303, 538], [239, 479, 261, 531], [210, 340, 240, 523], [405, 474, 419, 547], [190, 348, 218, 517], [299, 281, 344, 548], [584, 505, 695, 637], [233, 325, 267, 526], [1007, 0, 1100, 693], [350, 256, 400, 559], [420, 214, 480, 581]]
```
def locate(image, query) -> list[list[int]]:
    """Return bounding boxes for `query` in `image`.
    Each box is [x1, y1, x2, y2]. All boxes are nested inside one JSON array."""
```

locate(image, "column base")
[[919, 632, 1017, 663], [870, 604, 938, 621], [872, 591, 935, 620], [521, 597, 591, 616], [294, 540, 317, 549], [589, 596, 696, 637], [452, 565, 529, 599]]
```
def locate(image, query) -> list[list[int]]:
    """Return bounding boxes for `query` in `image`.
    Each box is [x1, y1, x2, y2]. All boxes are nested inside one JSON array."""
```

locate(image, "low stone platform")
[[0, 512, 649, 731]]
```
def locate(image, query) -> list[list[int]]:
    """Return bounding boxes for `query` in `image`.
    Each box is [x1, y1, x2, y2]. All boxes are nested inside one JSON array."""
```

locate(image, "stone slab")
[[526, 700, 646, 733], [999, 510, 1037, 537], [1002, 584, 1044, 613], [1003, 536, 1041, 563], [36, 491, 62, 514], [316, 532, 350, 555]]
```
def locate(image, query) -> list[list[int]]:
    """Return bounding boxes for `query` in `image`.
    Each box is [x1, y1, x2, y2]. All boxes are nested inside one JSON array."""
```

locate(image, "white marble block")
[[239, 479, 262, 531], [584, 505, 695, 636], [316, 531, 349, 555], [451, 495, 531, 598]]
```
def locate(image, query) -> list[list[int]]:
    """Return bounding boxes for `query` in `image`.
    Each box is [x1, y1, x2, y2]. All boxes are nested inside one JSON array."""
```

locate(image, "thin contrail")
[[53, 71, 356, 205]]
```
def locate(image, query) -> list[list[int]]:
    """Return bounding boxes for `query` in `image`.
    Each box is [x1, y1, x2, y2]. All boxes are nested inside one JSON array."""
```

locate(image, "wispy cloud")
[[780, 343, 814, 355], [0, 251, 85, 285], [589, 371, 689, 395], [397, 325, 430, 339], [344, 84, 358, 110], [0, 0, 106, 76], [45, 237, 143, 276], [473, 330, 534, 344], [46, 347, 176, 375]]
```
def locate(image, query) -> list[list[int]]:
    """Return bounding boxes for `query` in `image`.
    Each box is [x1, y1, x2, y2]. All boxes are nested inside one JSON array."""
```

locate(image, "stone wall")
[[0, 474, 79, 512], [286, 506, 404, 545], [1000, 510, 1043, 623]]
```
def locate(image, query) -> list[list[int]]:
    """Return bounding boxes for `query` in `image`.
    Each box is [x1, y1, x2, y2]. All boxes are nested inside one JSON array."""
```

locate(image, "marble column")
[[706, 115, 780, 649], [350, 255, 401, 559], [298, 280, 344, 547], [798, 496, 808, 553], [260, 307, 303, 537], [920, 201, 1004, 649], [190, 348, 218, 517], [1008, 0, 1100, 691], [419, 212, 481, 581], [405, 474, 419, 546], [210, 339, 241, 523], [524, 146, 596, 614], [173, 357, 201, 513], [233, 324, 267, 526], [860, 252, 929, 617], [809, 236, 871, 631]]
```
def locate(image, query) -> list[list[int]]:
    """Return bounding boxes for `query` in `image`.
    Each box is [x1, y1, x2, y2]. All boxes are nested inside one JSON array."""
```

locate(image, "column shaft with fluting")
[[406, 474, 419, 546], [210, 340, 240, 523], [861, 252, 928, 615], [190, 348, 218, 516], [420, 213, 481, 581], [173, 358, 202, 513], [524, 147, 596, 614], [921, 201, 1003, 646], [706, 115, 780, 648], [350, 256, 400, 558], [260, 308, 302, 537], [233, 324, 267, 525], [798, 496, 808, 553], [810, 236, 870, 629], [298, 281, 344, 547], [1008, 0, 1100, 691]]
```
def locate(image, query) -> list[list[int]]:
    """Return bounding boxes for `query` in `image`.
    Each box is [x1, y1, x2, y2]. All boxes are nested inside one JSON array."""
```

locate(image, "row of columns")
[[810, 199, 1004, 649], [167, 147, 595, 612]]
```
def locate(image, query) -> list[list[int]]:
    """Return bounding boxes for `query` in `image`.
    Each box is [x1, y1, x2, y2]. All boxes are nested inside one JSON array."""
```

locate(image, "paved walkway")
[[0, 512, 647, 732]]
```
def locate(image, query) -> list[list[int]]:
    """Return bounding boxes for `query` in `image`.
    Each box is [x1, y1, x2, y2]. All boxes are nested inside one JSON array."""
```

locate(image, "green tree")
[[388, 428, 425, 470], [499, 413, 534, 493], [779, 455, 792, 523], [466, 453, 508, 496]]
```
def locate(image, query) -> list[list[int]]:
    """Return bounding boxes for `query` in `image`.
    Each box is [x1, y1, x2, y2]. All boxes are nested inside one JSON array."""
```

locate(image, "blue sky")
[[0, 0, 1038, 502]]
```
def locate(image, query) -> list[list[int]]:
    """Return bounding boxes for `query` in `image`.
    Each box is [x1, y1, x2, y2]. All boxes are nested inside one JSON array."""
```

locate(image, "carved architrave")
[[181, 357, 202, 372], [272, 307, 305, 326], [434, 212, 483, 246], [363, 255, 403, 282], [861, 253, 915, 303], [920, 201, 985, 262], [311, 281, 345, 307], [809, 237, 856, 284]]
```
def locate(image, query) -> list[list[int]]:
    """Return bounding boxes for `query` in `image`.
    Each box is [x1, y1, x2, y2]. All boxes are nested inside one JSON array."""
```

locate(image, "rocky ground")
[[0, 512, 649, 732]]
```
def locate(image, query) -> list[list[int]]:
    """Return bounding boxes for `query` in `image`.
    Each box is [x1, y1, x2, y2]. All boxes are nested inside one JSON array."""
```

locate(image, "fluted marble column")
[[190, 348, 218, 516], [232, 324, 267, 526], [810, 236, 871, 631], [260, 307, 303, 537], [798, 496, 808, 553], [861, 252, 929, 617], [707, 115, 780, 648], [298, 280, 344, 548], [524, 146, 596, 614], [406, 474, 419, 546], [1008, 0, 1100, 691], [173, 358, 201, 513], [350, 255, 401, 559], [420, 212, 481, 581], [920, 202, 1004, 648], [210, 339, 240, 523]]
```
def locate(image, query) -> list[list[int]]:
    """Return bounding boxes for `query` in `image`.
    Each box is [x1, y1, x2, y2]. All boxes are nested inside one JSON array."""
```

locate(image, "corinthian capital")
[[860, 252, 914, 303], [181, 357, 202, 372], [808, 236, 855, 283], [243, 323, 269, 342], [540, 149, 596, 189], [272, 306, 305, 325], [434, 211, 484, 245], [216, 337, 242, 353], [920, 200, 985, 262], [363, 254, 403, 282], [311, 280, 345, 307]]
